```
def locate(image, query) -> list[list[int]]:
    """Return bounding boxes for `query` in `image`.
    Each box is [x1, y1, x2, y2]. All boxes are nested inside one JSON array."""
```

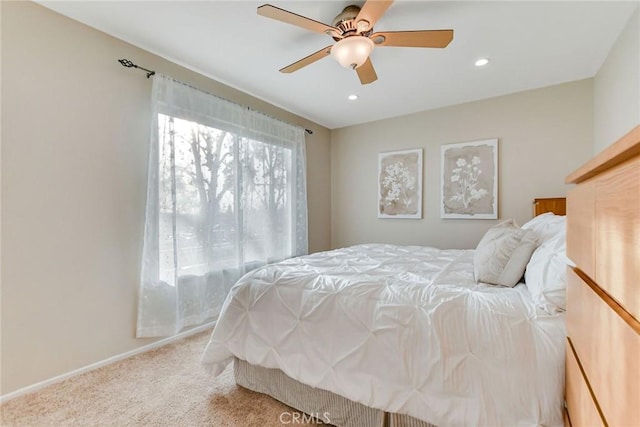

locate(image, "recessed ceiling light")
[[475, 58, 490, 67], [348, 94, 359, 101]]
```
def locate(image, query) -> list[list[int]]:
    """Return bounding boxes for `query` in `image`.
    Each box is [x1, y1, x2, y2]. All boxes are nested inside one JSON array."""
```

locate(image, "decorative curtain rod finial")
[[118, 58, 156, 79]]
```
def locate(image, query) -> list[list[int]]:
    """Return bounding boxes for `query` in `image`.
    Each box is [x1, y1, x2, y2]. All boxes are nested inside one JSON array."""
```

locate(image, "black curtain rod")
[[118, 58, 155, 78], [117, 58, 313, 135]]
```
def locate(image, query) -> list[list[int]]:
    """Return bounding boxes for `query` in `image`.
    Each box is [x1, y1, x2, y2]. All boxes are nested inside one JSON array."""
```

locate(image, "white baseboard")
[[0, 322, 215, 404]]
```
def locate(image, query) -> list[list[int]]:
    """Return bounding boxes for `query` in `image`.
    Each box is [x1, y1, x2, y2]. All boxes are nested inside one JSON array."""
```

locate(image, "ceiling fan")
[[257, 1, 454, 85]]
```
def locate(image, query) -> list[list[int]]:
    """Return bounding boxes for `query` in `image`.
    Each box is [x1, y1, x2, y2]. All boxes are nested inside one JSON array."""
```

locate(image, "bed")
[[202, 201, 569, 427]]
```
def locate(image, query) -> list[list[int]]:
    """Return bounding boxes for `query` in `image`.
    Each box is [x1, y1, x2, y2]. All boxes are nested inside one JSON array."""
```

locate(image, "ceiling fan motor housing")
[[331, 5, 372, 40]]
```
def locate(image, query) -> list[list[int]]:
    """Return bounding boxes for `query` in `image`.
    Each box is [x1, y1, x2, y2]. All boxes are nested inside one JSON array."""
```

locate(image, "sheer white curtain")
[[137, 75, 308, 337]]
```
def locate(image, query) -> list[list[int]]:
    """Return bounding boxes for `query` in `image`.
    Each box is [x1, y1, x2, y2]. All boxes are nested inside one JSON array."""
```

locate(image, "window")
[[138, 76, 307, 337]]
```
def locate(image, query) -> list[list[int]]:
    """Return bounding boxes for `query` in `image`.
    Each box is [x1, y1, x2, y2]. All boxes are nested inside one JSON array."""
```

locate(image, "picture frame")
[[378, 148, 423, 219], [440, 139, 498, 219]]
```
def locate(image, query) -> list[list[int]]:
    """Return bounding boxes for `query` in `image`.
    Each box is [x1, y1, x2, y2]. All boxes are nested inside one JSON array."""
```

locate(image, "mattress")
[[202, 244, 566, 426]]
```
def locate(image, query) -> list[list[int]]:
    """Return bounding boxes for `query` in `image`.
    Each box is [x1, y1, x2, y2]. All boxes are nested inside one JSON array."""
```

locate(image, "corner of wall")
[[593, 6, 640, 153]]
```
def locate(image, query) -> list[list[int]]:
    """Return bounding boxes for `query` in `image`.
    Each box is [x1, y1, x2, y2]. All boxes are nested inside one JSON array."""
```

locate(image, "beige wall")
[[1, 1, 331, 395], [331, 79, 593, 250], [594, 6, 640, 153]]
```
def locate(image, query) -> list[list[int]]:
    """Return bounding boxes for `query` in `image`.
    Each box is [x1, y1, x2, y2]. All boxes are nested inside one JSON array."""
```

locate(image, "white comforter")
[[202, 244, 566, 427]]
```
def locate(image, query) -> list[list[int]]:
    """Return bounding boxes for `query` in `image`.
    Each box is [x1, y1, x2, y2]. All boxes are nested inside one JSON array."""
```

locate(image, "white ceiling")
[[39, 1, 638, 129]]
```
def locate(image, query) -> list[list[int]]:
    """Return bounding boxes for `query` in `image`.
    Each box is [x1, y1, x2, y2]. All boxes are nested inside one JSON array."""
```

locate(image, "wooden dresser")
[[564, 125, 640, 427]]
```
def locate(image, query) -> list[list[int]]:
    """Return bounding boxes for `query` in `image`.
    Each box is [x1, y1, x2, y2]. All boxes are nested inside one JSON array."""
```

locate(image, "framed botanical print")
[[378, 148, 422, 219], [441, 139, 498, 219]]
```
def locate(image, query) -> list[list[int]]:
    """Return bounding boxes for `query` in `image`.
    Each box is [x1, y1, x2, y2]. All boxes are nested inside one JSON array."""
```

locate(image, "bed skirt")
[[233, 358, 436, 427]]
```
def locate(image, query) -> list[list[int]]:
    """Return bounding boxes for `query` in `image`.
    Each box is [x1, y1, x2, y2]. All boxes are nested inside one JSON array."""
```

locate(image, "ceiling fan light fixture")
[[475, 58, 490, 67], [348, 94, 359, 100], [331, 36, 374, 69]]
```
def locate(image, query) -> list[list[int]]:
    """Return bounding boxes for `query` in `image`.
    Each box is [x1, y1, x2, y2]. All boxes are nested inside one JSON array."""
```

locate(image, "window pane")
[[158, 114, 238, 284], [241, 138, 292, 263], [156, 114, 296, 286]]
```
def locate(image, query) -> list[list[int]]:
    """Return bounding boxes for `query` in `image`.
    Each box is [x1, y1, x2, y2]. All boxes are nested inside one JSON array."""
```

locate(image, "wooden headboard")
[[563, 125, 639, 427], [533, 197, 566, 216]]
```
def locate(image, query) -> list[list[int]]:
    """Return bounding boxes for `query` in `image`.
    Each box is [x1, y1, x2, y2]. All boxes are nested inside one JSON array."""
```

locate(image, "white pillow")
[[521, 213, 566, 246], [474, 219, 538, 287], [524, 230, 571, 314]]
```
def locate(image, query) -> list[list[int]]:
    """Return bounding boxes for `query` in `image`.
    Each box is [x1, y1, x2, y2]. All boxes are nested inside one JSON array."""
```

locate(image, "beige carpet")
[[1, 330, 319, 426]]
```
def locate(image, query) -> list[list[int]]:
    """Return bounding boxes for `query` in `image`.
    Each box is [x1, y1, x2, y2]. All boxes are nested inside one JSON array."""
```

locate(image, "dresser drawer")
[[565, 339, 603, 427], [594, 156, 640, 320], [566, 268, 640, 426], [567, 182, 595, 278]]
